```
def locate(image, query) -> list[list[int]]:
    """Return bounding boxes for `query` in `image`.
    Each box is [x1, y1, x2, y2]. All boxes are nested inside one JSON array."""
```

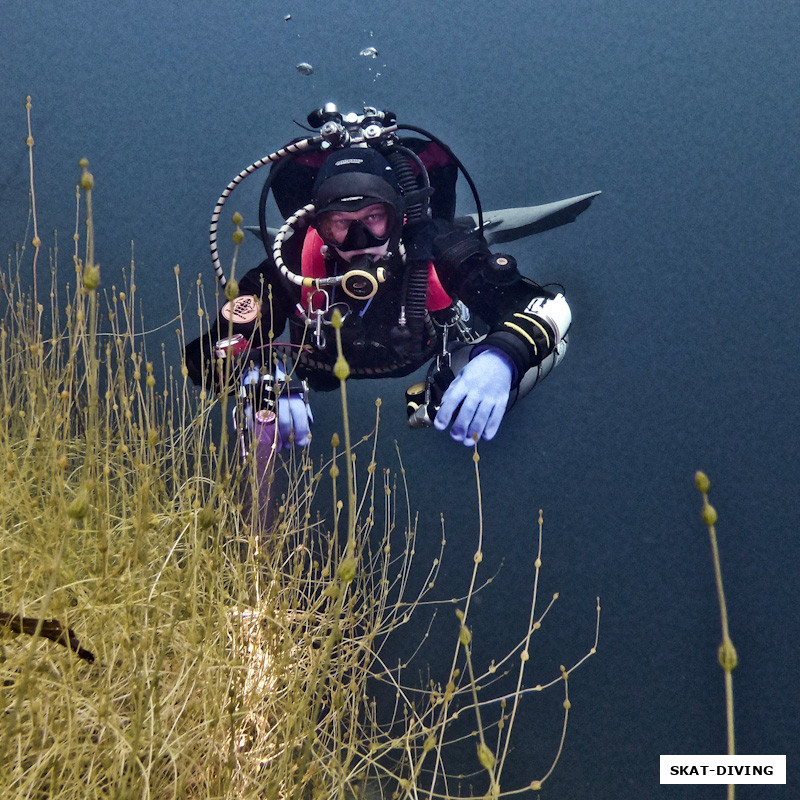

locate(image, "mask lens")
[[316, 213, 349, 245], [316, 204, 394, 249]]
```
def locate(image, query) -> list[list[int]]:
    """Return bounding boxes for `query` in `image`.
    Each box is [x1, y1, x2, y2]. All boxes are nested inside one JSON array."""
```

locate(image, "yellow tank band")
[[513, 312, 551, 350], [503, 321, 539, 354]]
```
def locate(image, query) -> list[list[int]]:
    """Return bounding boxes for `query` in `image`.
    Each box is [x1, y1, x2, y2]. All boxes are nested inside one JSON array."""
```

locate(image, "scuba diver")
[[184, 104, 597, 449]]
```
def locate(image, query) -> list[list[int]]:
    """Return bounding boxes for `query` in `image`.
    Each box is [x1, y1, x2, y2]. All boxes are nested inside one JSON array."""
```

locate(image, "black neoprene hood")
[[312, 147, 404, 215]]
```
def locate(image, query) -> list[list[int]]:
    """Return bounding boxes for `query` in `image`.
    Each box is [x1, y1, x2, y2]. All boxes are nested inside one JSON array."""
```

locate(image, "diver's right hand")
[[434, 347, 513, 445], [277, 395, 312, 450]]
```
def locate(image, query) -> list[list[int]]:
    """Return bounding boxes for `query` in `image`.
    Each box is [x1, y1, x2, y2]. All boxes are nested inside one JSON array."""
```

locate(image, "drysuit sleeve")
[[182, 259, 295, 388], [431, 225, 571, 387]]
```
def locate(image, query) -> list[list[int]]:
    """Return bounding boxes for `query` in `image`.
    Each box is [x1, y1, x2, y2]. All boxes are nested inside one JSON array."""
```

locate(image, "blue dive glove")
[[241, 365, 312, 451], [277, 392, 312, 450], [275, 363, 312, 451], [434, 347, 513, 445]]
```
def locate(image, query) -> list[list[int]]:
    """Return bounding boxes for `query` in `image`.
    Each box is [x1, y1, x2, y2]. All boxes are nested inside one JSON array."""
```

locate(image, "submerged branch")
[[0, 610, 95, 663]]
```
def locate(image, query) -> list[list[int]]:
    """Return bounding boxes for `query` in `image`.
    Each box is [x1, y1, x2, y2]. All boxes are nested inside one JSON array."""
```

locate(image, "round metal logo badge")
[[221, 294, 260, 325]]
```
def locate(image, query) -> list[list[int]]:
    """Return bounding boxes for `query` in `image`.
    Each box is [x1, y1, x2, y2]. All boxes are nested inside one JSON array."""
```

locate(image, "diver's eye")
[[363, 211, 388, 233], [320, 217, 352, 242]]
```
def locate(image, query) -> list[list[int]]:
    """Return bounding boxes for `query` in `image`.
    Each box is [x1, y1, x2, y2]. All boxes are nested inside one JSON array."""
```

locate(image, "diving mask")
[[315, 203, 395, 255]]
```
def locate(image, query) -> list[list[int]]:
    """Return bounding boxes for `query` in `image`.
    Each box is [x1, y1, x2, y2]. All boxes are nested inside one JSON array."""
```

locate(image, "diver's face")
[[318, 203, 390, 245]]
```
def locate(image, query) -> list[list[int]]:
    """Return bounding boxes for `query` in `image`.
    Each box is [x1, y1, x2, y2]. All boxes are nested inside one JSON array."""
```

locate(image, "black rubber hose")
[[395, 123, 484, 235], [380, 144, 432, 349], [382, 145, 427, 223]]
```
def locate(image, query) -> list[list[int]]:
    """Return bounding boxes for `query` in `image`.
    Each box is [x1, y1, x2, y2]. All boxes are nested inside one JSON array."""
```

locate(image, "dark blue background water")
[[3, 1, 798, 797]]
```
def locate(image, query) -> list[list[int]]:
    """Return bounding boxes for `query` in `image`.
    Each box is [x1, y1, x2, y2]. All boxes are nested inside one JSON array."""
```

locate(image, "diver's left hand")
[[434, 348, 513, 445], [277, 395, 313, 451]]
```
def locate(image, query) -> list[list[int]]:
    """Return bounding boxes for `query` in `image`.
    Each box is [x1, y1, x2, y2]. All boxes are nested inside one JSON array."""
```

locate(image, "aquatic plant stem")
[[695, 471, 736, 800], [331, 310, 357, 557], [497, 510, 546, 778], [459, 617, 499, 797], [426, 437, 487, 796], [25, 97, 40, 312], [78, 160, 100, 473]]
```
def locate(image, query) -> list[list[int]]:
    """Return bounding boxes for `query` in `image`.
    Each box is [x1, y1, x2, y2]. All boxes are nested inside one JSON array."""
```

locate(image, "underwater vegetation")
[[0, 99, 600, 799], [695, 472, 738, 800]]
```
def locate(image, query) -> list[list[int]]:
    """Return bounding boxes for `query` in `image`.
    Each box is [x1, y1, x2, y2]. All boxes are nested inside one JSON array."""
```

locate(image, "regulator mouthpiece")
[[340, 255, 387, 300]]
